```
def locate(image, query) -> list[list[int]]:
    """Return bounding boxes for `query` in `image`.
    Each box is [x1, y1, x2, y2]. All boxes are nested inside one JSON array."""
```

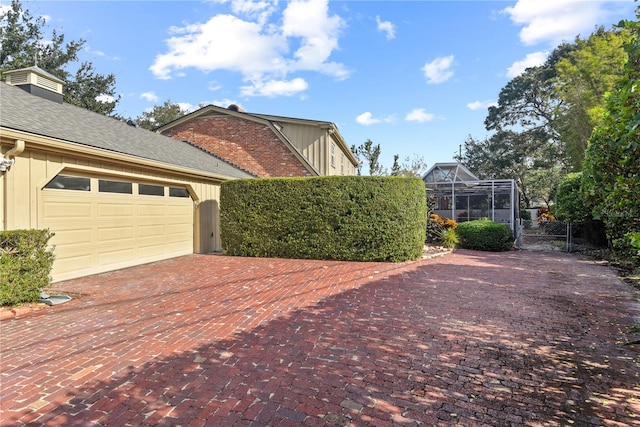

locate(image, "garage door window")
[[139, 184, 164, 196], [44, 175, 91, 191], [169, 187, 189, 198], [99, 179, 132, 194]]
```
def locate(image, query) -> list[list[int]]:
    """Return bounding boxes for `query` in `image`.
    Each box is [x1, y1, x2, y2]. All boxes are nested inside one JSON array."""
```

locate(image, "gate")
[[517, 220, 572, 252]]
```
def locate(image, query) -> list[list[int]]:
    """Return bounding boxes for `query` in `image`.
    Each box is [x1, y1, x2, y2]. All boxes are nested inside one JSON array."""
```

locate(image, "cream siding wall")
[[274, 122, 356, 176], [1, 141, 223, 254]]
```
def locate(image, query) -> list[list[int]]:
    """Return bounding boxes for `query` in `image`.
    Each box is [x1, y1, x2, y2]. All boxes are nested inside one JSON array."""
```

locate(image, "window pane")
[[139, 184, 164, 196], [44, 175, 90, 191], [99, 180, 132, 194], [169, 187, 190, 198]]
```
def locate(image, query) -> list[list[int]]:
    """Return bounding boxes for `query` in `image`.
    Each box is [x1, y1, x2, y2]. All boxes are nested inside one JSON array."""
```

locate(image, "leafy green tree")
[[485, 44, 574, 139], [555, 172, 590, 222], [0, 0, 119, 115], [583, 7, 640, 265], [351, 139, 384, 176], [64, 62, 118, 116], [135, 100, 187, 130], [456, 130, 562, 208], [390, 154, 401, 176], [554, 27, 630, 169]]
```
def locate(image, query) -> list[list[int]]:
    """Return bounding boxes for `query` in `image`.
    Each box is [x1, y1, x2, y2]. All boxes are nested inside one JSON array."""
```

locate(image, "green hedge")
[[221, 176, 427, 262], [456, 219, 513, 252], [0, 229, 55, 306]]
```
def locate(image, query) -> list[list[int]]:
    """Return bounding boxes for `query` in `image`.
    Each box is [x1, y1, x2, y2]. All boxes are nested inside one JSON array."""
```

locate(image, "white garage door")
[[39, 174, 194, 282]]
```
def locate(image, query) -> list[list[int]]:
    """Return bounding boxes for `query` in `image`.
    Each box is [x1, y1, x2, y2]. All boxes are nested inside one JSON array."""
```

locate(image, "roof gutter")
[[0, 139, 25, 172], [0, 128, 241, 182]]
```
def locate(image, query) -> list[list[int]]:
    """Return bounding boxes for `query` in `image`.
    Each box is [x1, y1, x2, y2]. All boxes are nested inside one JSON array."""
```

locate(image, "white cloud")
[[422, 55, 454, 84], [281, 0, 348, 77], [240, 77, 308, 97], [208, 81, 222, 91], [405, 108, 435, 123], [212, 98, 242, 109], [140, 91, 159, 102], [356, 112, 379, 126], [151, 0, 348, 97], [376, 16, 395, 40], [356, 112, 394, 126], [502, 0, 615, 46], [228, 0, 277, 23], [467, 100, 498, 111], [506, 51, 548, 77], [96, 94, 114, 104], [177, 102, 196, 113]]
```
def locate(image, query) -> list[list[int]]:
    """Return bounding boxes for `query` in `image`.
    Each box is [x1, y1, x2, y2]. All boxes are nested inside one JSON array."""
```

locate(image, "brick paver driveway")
[[1, 250, 639, 426]]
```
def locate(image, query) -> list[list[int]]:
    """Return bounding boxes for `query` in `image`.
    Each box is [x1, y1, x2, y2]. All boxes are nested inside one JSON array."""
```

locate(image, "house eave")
[[0, 127, 238, 183]]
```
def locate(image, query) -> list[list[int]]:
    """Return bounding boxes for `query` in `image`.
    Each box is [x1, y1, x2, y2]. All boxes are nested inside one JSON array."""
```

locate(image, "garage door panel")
[[138, 224, 166, 237], [52, 228, 93, 245], [53, 254, 93, 274], [42, 200, 93, 219], [97, 203, 135, 217], [98, 226, 135, 241], [167, 241, 193, 254], [168, 205, 191, 217], [40, 183, 194, 282], [98, 247, 137, 267], [138, 244, 168, 258], [138, 204, 166, 216], [167, 223, 192, 237]]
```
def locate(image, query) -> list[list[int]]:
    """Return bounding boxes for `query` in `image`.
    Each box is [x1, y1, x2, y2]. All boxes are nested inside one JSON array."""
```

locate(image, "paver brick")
[[1, 251, 639, 426]]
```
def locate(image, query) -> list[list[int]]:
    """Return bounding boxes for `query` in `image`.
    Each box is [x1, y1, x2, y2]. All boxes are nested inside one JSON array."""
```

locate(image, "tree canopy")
[[0, 0, 119, 115], [351, 139, 384, 176], [459, 25, 629, 209], [582, 8, 640, 263], [134, 100, 187, 130]]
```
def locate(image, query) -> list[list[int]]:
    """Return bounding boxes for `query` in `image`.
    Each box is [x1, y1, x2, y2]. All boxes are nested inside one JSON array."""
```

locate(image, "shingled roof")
[[0, 82, 253, 179]]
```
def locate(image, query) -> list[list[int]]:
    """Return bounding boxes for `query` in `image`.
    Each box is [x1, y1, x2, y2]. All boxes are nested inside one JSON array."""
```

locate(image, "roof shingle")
[[0, 83, 253, 179]]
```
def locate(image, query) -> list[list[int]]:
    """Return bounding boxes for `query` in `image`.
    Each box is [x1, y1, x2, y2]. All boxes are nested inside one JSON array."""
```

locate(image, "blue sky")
[[20, 0, 637, 171]]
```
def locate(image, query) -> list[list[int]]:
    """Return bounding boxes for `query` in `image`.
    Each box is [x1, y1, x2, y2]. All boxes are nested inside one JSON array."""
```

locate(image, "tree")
[[582, 7, 640, 265], [390, 154, 428, 178], [465, 29, 628, 211], [0, 0, 119, 115], [553, 27, 630, 169], [135, 100, 187, 130], [456, 130, 562, 208], [555, 172, 589, 222], [351, 139, 384, 176], [485, 43, 574, 138], [65, 62, 118, 116]]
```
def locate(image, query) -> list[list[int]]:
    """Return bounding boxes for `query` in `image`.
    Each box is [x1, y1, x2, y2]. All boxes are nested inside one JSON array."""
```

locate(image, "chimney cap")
[[4, 65, 64, 84], [227, 104, 245, 113]]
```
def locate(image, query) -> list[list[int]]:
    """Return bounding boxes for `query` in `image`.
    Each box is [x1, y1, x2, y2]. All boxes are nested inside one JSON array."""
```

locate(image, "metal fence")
[[517, 220, 572, 252]]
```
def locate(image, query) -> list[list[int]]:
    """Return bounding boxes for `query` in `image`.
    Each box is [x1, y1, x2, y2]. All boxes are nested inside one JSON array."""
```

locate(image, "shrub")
[[436, 227, 459, 248], [427, 213, 458, 246], [221, 176, 427, 262], [555, 172, 590, 223], [0, 229, 55, 306], [456, 219, 513, 251]]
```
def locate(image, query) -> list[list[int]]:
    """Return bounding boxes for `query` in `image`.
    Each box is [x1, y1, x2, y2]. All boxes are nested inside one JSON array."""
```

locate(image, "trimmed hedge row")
[[221, 176, 427, 262], [456, 219, 513, 252], [1, 229, 55, 306]]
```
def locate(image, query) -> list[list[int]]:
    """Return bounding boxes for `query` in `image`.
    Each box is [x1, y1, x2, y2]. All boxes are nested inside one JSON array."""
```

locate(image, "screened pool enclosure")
[[422, 163, 521, 233]]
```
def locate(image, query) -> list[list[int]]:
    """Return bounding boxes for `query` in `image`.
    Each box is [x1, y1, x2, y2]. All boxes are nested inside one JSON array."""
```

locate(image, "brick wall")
[[162, 116, 313, 177]]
